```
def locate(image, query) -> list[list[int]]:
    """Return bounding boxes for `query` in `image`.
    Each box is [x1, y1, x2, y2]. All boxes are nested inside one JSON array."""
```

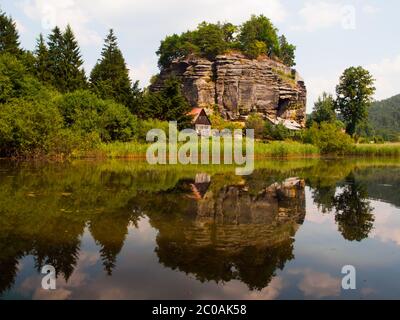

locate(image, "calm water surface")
[[0, 159, 399, 300]]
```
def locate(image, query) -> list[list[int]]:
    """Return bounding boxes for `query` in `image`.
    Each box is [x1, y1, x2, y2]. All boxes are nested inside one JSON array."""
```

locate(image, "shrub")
[[47, 129, 101, 157], [303, 122, 353, 155], [137, 119, 170, 141], [57, 90, 137, 142], [245, 114, 265, 138], [57, 90, 105, 128], [210, 114, 242, 131], [0, 98, 63, 156], [264, 122, 291, 141], [100, 102, 139, 142]]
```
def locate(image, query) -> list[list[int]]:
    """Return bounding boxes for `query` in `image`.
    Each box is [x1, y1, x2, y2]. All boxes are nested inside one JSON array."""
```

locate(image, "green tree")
[[140, 78, 192, 129], [309, 92, 337, 125], [278, 35, 296, 67], [336, 66, 376, 136], [0, 9, 20, 55], [62, 25, 86, 92], [90, 29, 133, 108], [47, 26, 65, 90], [34, 34, 52, 83], [192, 22, 228, 60], [238, 15, 280, 59], [157, 33, 193, 69]]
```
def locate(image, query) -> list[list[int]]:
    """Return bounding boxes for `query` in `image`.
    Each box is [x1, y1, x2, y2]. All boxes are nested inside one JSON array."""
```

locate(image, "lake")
[[0, 158, 399, 300]]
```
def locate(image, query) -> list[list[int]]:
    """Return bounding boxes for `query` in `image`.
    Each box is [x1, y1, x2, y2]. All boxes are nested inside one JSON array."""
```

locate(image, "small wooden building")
[[189, 108, 212, 137]]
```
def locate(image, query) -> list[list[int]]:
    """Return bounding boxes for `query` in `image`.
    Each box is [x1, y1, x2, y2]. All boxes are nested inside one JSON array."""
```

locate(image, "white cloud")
[[305, 71, 341, 112], [294, 1, 356, 32], [129, 62, 156, 88], [15, 19, 27, 34], [363, 4, 380, 15], [83, 0, 287, 26], [367, 54, 400, 101], [17, 0, 102, 45]]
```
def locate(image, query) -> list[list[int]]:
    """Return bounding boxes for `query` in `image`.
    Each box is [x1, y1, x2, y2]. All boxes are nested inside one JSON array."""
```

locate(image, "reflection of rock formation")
[[149, 177, 306, 290]]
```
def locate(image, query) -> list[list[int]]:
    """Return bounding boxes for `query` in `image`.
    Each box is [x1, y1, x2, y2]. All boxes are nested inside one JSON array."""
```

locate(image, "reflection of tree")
[[146, 176, 306, 290], [33, 217, 85, 281], [0, 257, 20, 295], [156, 236, 295, 291], [312, 184, 337, 213], [0, 235, 26, 295], [334, 174, 374, 242], [311, 173, 375, 242], [89, 207, 140, 275]]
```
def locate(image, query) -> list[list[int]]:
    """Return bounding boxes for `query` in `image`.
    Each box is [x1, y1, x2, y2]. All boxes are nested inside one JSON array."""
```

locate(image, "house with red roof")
[[189, 108, 212, 137]]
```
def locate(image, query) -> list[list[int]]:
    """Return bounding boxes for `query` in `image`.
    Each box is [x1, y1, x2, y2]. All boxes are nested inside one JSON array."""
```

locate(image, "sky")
[[2, 0, 400, 112]]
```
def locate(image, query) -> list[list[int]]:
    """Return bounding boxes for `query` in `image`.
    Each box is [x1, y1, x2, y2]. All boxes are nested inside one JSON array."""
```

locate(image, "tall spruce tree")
[[47, 26, 65, 90], [0, 9, 20, 55], [62, 25, 86, 91], [90, 29, 132, 108], [34, 34, 52, 83]]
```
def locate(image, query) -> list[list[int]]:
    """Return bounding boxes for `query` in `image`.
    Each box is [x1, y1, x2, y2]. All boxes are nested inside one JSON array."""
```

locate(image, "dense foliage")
[[367, 94, 400, 142], [157, 15, 296, 69], [304, 122, 353, 155], [0, 8, 197, 157], [136, 77, 193, 130]]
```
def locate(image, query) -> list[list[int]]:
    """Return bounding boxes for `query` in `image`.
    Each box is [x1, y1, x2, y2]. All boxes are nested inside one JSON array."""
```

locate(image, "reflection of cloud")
[[18, 250, 99, 300], [370, 201, 400, 246], [33, 288, 72, 300], [361, 287, 376, 296], [289, 268, 341, 299], [221, 277, 284, 300], [305, 212, 334, 225]]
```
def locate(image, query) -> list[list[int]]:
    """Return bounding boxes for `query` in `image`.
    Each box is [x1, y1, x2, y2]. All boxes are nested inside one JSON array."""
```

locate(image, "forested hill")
[[369, 94, 400, 141]]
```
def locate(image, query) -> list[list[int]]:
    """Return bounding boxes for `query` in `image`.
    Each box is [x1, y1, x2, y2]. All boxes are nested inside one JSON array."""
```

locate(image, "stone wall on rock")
[[151, 53, 307, 126]]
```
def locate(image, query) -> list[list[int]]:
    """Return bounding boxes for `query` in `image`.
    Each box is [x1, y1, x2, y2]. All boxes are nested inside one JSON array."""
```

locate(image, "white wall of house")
[[195, 124, 212, 137]]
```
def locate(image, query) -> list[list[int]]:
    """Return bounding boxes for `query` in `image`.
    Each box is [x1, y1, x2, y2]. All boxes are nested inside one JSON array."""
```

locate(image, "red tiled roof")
[[188, 108, 203, 116]]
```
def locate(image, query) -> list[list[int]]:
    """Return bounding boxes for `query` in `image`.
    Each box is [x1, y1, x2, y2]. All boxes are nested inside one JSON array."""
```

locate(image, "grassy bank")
[[74, 140, 400, 160], [76, 140, 321, 159], [350, 143, 400, 157]]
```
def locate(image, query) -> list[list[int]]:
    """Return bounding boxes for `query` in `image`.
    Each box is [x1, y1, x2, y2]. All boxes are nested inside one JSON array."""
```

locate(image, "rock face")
[[152, 53, 307, 126]]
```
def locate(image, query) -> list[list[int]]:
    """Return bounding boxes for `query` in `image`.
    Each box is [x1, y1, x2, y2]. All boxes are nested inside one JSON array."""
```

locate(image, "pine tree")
[[62, 25, 86, 91], [90, 29, 132, 107], [34, 34, 52, 83], [0, 9, 20, 55], [47, 26, 65, 91]]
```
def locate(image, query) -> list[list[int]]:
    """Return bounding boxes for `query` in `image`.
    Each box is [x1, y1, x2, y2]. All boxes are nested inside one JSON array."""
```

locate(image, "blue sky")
[[2, 0, 399, 112]]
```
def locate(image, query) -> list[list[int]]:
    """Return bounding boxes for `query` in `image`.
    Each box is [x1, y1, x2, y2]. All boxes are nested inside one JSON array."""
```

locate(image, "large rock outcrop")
[[152, 53, 307, 126]]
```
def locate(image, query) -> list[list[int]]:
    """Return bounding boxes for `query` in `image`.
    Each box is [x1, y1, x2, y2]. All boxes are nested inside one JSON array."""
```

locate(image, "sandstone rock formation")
[[151, 53, 307, 126]]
